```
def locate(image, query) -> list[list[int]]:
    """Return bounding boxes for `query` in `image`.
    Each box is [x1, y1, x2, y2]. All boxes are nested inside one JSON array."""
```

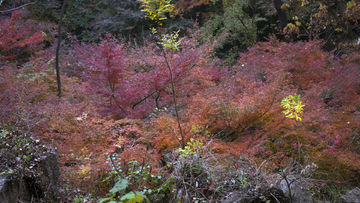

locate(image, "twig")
[[0, 1, 38, 13], [167, 126, 182, 148], [255, 158, 272, 175], [236, 16, 248, 30], [132, 91, 157, 109], [111, 95, 128, 115], [270, 192, 281, 203], [282, 175, 294, 203]]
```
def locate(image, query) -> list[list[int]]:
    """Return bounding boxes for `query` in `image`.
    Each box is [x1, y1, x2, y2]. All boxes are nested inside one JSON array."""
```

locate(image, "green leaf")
[[120, 191, 146, 203], [110, 179, 129, 194], [120, 192, 136, 201], [128, 195, 144, 203]]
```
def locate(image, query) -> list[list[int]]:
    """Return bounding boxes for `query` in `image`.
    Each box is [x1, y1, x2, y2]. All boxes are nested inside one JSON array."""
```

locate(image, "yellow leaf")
[[281, 3, 290, 10]]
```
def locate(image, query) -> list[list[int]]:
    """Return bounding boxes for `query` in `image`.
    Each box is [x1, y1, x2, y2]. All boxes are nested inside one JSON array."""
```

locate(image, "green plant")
[[0, 128, 9, 138], [191, 125, 211, 137], [2, 132, 35, 163], [177, 138, 204, 157], [192, 197, 206, 203], [98, 179, 149, 203], [236, 171, 248, 187], [203, 0, 266, 64], [321, 184, 351, 202], [99, 153, 174, 202], [73, 195, 82, 203], [73, 195, 95, 203]]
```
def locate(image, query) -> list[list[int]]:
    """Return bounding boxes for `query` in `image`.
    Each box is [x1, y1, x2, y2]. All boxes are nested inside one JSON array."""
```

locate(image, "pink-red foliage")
[[242, 37, 360, 178], [0, 11, 53, 62], [5, 22, 358, 194], [69, 32, 224, 119], [183, 36, 360, 180]]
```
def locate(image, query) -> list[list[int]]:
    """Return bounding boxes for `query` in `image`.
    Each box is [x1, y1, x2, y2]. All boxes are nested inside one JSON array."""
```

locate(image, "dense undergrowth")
[[1, 4, 360, 203]]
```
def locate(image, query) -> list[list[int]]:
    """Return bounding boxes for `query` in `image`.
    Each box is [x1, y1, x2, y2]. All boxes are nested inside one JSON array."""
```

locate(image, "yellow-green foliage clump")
[[139, 0, 174, 26], [177, 138, 204, 157], [158, 30, 183, 51], [281, 94, 305, 121]]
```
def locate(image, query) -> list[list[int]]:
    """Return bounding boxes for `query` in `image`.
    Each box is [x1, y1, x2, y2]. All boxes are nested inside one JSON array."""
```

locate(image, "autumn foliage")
[[0, 11, 54, 62], [1, 7, 360, 201]]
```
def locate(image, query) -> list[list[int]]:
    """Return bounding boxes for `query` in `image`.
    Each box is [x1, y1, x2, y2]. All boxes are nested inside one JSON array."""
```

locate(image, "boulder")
[[0, 173, 30, 203], [222, 187, 289, 203], [279, 178, 313, 203], [222, 191, 250, 203], [40, 148, 61, 199], [340, 188, 360, 203], [0, 148, 62, 203]]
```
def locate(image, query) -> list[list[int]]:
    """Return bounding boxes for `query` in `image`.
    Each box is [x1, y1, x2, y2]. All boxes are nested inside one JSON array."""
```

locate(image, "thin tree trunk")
[[162, 49, 185, 149], [55, 0, 66, 98]]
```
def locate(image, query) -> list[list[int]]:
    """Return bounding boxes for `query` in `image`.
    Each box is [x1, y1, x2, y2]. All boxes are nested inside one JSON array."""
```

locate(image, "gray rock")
[[340, 188, 360, 203], [279, 178, 313, 203], [0, 173, 30, 203], [222, 191, 250, 203], [40, 148, 61, 199], [0, 148, 62, 203], [222, 187, 289, 203]]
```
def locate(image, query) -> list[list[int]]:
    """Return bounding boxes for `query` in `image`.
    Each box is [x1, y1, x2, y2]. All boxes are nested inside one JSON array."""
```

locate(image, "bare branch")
[[0, 1, 38, 13]]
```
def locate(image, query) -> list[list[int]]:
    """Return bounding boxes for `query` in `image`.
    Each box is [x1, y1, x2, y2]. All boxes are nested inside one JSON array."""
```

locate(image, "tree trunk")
[[55, 0, 66, 98], [273, 0, 292, 41], [273, 0, 288, 30]]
